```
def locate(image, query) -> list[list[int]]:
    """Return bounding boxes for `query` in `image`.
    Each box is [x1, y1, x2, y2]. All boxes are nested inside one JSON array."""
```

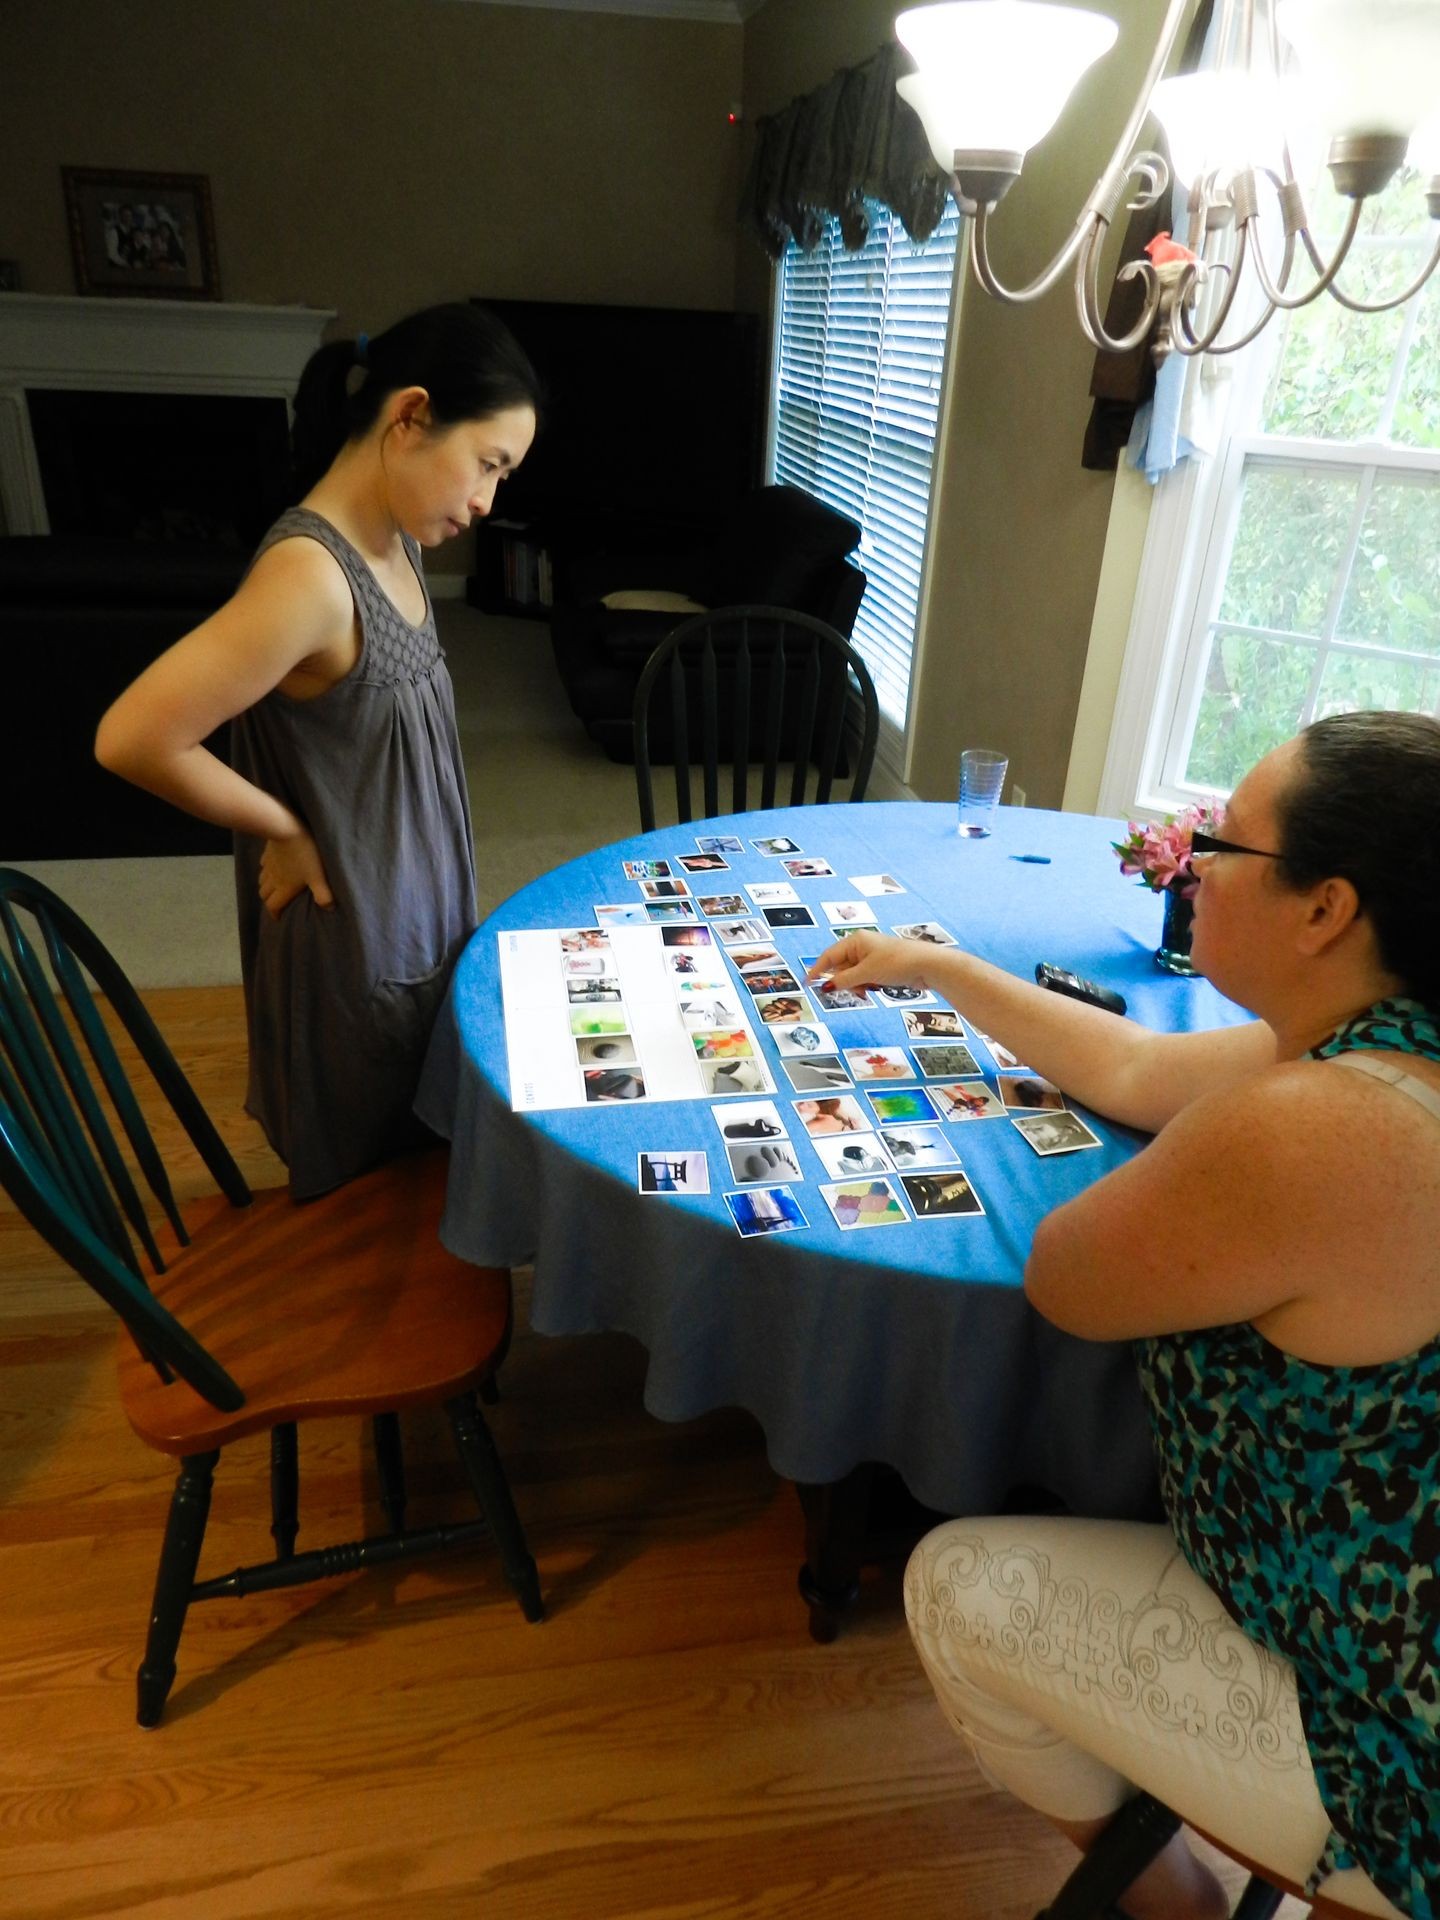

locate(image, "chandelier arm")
[[970, 203, 1102, 304], [1076, 235, 1165, 354], [1322, 231, 1440, 314], [1172, 236, 1290, 357], [1248, 198, 1365, 310]]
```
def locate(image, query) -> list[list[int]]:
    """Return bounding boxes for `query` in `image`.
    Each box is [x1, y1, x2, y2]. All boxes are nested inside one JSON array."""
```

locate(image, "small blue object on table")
[[417, 801, 1252, 1635]]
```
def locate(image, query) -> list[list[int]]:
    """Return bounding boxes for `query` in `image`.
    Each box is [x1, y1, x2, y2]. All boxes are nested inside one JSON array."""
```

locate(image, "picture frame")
[[61, 166, 220, 300]]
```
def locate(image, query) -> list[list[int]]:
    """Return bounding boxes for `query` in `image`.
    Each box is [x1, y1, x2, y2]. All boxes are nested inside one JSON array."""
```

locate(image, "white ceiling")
[[442, 0, 770, 21]]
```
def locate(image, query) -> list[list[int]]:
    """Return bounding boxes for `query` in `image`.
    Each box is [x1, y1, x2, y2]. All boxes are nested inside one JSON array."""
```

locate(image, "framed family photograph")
[[62, 166, 220, 299]]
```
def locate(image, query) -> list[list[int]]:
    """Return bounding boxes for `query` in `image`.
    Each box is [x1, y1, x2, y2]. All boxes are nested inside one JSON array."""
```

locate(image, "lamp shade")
[[895, 2, 1118, 161], [1149, 71, 1290, 188], [1275, 0, 1440, 140]]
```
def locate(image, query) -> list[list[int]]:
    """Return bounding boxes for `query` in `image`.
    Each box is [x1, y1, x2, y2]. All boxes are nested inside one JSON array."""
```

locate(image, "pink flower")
[[1113, 799, 1225, 897]]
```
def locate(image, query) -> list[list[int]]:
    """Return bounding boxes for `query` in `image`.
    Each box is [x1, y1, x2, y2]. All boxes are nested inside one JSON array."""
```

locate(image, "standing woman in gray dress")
[[96, 304, 539, 1196]]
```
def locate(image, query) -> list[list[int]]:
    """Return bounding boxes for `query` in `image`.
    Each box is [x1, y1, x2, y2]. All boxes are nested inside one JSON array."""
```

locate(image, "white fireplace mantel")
[[0, 293, 333, 534]]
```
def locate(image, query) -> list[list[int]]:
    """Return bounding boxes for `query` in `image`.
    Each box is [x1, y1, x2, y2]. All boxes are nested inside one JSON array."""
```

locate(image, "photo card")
[[893, 921, 958, 946], [870, 984, 936, 1008], [998, 1075, 1067, 1113], [752, 991, 813, 1027], [782, 1055, 854, 1094], [1012, 1111, 1103, 1156], [849, 874, 906, 897], [792, 1095, 870, 1138], [745, 881, 801, 907], [701, 1057, 772, 1097], [842, 1046, 915, 1083], [637, 1151, 710, 1195], [645, 900, 698, 923], [661, 923, 714, 949], [583, 1067, 646, 1102], [782, 857, 835, 879], [900, 1171, 986, 1219], [726, 1138, 804, 1185], [593, 902, 649, 927], [877, 1124, 960, 1170], [711, 1098, 788, 1143], [740, 967, 803, 997], [724, 1185, 809, 1237], [729, 945, 784, 973], [575, 1033, 639, 1067], [820, 1178, 908, 1231], [762, 904, 817, 930], [679, 992, 744, 1029], [698, 894, 747, 918], [713, 916, 769, 945], [676, 852, 730, 874], [771, 1019, 836, 1057], [811, 1132, 893, 1179], [808, 977, 874, 1013], [929, 1080, 1007, 1122], [865, 1087, 941, 1126], [974, 1029, 1031, 1073], [570, 1008, 628, 1037], [640, 877, 690, 900], [691, 1029, 756, 1062], [903, 1008, 964, 1040], [823, 900, 879, 927], [752, 836, 803, 857], [560, 927, 612, 954], [696, 834, 745, 855], [623, 859, 670, 881], [910, 1041, 982, 1079]]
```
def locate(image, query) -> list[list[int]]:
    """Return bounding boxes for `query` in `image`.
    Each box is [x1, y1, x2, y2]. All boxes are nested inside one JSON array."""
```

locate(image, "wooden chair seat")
[[119, 1148, 508, 1453]]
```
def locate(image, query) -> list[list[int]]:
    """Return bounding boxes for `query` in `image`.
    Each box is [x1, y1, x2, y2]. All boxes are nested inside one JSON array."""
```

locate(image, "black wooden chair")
[[632, 605, 881, 832], [0, 867, 541, 1727]]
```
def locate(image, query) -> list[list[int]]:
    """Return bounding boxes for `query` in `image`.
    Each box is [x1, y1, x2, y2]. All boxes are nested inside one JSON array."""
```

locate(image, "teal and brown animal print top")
[[1137, 997, 1440, 1917]]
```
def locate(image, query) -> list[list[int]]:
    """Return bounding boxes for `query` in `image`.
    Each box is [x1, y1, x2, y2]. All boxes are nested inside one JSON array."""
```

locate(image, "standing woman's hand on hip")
[[259, 826, 335, 919]]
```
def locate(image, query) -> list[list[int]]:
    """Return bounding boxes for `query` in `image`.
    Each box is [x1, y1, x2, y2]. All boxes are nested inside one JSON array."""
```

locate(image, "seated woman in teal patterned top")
[[810, 711, 1440, 1920]]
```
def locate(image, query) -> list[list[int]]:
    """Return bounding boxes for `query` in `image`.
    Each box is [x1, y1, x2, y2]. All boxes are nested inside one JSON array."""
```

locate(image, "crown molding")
[[440, 0, 770, 21]]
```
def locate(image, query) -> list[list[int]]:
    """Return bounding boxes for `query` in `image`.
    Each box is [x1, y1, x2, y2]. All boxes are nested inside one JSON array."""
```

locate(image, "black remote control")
[[1035, 963, 1128, 1016]]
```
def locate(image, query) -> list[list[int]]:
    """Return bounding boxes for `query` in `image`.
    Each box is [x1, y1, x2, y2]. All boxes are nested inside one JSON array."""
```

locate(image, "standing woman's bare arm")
[[96, 542, 357, 913]]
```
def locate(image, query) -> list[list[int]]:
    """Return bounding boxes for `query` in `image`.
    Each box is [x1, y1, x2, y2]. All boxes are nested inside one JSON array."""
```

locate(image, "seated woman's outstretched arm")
[[807, 929, 1274, 1135]]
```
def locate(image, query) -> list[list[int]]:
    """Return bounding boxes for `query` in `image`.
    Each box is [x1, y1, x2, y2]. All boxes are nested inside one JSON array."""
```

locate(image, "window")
[[1108, 166, 1439, 815], [770, 201, 961, 751]]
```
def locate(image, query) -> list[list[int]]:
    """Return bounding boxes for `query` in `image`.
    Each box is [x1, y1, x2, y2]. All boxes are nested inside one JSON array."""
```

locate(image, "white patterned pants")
[[903, 1517, 1402, 1916]]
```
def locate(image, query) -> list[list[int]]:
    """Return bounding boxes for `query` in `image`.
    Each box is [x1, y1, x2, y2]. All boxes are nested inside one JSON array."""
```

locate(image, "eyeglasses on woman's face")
[[1190, 830, 1284, 864]]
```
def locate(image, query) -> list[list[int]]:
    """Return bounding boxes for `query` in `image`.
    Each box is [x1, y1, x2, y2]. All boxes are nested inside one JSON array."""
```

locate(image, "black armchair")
[[548, 486, 867, 765]]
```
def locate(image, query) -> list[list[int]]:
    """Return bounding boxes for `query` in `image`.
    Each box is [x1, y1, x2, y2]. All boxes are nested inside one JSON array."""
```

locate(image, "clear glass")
[[957, 748, 1009, 837]]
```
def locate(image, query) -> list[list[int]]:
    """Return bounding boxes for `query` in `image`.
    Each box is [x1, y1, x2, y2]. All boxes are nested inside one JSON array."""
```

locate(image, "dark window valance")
[[739, 43, 950, 260]]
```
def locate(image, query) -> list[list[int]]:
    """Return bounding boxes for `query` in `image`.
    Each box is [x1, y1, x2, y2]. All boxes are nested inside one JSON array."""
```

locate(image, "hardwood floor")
[[0, 987, 1294, 1919]]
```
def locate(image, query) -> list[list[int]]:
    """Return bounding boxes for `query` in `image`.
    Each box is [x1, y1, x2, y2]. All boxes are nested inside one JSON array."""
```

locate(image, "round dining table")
[[416, 800, 1252, 1634]]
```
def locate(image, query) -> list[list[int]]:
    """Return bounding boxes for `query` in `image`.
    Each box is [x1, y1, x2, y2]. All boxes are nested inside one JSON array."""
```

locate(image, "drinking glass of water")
[[957, 749, 1008, 837]]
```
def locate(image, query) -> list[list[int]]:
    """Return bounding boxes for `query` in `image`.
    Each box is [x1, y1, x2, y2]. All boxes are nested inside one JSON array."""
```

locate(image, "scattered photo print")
[[1012, 1111, 1103, 1156], [865, 1087, 940, 1126], [561, 927, 611, 953], [843, 1046, 915, 1083], [698, 894, 747, 918], [973, 1029, 1029, 1073], [877, 1125, 960, 1170], [812, 1133, 894, 1179], [724, 1185, 808, 1237], [821, 1178, 908, 1231], [849, 874, 905, 897], [567, 977, 622, 1002], [712, 1099, 788, 1142], [910, 1041, 982, 1078], [809, 978, 874, 1013], [871, 984, 935, 1007], [570, 1008, 628, 1036], [762, 904, 817, 930], [661, 923, 714, 948], [782, 1054, 854, 1094], [901, 1171, 986, 1219], [726, 1138, 804, 1185], [667, 949, 707, 979], [998, 1075, 1066, 1113], [561, 951, 612, 977], [752, 836, 803, 857], [822, 900, 879, 927], [771, 1020, 835, 1057], [781, 857, 835, 878], [745, 881, 801, 907], [640, 877, 690, 900], [645, 900, 699, 923], [929, 1080, 1007, 1122], [638, 1151, 709, 1194], [713, 916, 769, 945], [583, 1067, 646, 1102], [740, 968, 803, 996], [702, 1057, 771, 1097], [679, 994, 743, 1029], [903, 1008, 963, 1040], [893, 921, 958, 946], [676, 852, 730, 873], [575, 1033, 639, 1067], [696, 834, 745, 854], [792, 1095, 870, 1137], [623, 859, 670, 881], [729, 945, 784, 972], [691, 1029, 755, 1062], [752, 991, 813, 1026], [594, 902, 649, 927]]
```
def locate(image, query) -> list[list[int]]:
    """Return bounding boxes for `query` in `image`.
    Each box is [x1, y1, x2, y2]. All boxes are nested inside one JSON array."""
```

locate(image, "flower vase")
[[1155, 887, 1197, 975]]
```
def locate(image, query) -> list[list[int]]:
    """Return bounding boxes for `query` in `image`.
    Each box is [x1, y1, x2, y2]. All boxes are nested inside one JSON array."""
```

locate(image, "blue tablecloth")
[[417, 802, 1251, 1516]]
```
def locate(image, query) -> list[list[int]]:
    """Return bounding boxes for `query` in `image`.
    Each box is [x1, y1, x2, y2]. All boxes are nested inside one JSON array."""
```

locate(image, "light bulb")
[[1275, 0, 1440, 140]]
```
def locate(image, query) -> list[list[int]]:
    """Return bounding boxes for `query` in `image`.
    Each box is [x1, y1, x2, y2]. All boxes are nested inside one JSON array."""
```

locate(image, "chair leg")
[[1232, 1876, 1286, 1920], [269, 1423, 298, 1560], [371, 1412, 407, 1534], [136, 1449, 219, 1728], [445, 1391, 543, 1623], [1044, 1792, 1183, 1920]]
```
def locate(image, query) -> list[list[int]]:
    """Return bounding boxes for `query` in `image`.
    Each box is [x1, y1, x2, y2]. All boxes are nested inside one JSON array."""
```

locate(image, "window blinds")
[[773, 200, 961, 733]]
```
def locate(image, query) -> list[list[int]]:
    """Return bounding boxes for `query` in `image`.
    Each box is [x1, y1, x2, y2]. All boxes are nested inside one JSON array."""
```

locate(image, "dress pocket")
[[367, 956, 451, 1067]]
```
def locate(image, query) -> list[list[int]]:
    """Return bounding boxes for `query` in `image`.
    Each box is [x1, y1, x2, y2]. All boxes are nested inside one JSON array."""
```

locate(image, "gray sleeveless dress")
[[230, 508, 477, 1198]]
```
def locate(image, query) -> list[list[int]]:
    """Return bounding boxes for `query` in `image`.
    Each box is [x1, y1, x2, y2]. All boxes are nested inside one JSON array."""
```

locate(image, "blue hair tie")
[[354, 332, 370, 369]]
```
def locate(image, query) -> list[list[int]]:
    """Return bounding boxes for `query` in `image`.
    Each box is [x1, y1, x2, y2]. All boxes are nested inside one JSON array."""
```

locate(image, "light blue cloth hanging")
[[1127, 183, 1202, 483]]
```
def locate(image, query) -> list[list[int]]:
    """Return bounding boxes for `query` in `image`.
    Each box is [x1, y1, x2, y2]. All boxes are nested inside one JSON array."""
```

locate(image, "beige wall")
[[740, 0, 1170, 809], [1, 0, 745, 574]]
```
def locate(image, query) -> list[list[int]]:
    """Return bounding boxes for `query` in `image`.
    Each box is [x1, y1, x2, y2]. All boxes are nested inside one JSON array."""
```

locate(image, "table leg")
[[795, 1464, 875, 1644]]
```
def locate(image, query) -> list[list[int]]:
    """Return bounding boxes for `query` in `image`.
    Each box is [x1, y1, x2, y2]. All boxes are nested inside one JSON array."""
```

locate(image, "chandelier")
[[893, 0, 1440, 361]]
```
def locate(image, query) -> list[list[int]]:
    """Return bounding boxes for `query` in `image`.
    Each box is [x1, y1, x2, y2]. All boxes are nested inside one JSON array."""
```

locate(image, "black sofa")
[[548, 486, 867, 764], [4, 537, 246, 859]]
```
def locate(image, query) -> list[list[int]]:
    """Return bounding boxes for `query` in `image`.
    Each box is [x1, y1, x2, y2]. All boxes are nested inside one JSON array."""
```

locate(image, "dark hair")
[[1275, 710, 1440, 1007], [290, 302, 541, 496]]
